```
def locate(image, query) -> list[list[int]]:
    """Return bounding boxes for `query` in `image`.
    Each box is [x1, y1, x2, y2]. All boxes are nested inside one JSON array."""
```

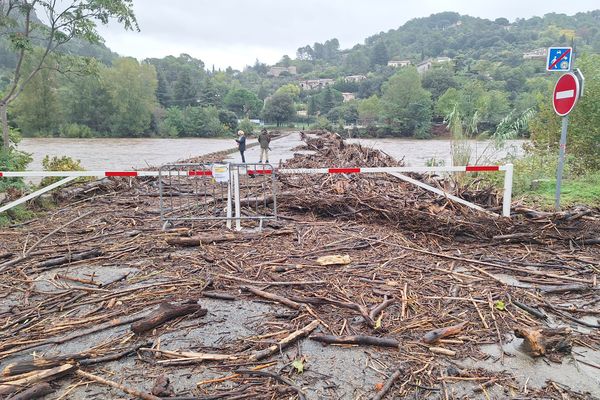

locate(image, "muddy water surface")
[[18, 135, 528, 171]]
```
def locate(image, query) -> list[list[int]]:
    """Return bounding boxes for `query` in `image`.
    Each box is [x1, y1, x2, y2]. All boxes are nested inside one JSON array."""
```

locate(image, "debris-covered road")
[[0, 131, 599, 399]]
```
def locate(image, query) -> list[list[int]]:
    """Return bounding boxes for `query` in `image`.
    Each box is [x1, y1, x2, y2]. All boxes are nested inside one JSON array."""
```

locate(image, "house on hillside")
[[267, 66, 297, 77], [298, 79, 335, 90], [342, 93, 356, 102], [417, 61, 432, 74], [436, 57, 452, 63], [344, 75, 367, 82], [523, 48, 546, 60], [387, 60, 411, 68]]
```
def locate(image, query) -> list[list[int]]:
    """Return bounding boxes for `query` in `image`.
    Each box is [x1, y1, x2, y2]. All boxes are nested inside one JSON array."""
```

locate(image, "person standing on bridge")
[[235, 130, 246, 163], [258, 128, 271, 164]]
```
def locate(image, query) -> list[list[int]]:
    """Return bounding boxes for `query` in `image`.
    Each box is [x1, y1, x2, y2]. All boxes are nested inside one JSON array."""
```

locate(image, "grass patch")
[[0, 205, 36, 227], [519, 173, 600, 209]]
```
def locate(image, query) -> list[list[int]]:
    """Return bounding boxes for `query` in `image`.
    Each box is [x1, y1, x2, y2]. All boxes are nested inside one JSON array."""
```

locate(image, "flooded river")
[[18, 135, 528, 170]]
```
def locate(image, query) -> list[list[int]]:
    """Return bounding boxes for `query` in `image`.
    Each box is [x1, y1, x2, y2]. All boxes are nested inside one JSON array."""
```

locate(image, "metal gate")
[[230, 163, 277, 230], [159, 163, 277, 230]]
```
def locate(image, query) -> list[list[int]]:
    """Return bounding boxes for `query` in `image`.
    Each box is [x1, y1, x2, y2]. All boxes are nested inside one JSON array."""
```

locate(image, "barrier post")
[[226, 173, 233, 230], [233, 167, 241, 231], [502, 163, 514, 217]]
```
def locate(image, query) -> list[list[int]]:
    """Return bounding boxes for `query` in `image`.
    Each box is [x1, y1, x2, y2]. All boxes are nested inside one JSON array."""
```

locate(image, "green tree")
[[156, 70, 171, 107], [275, 84, 301, 101], [358, 95, 382, 126], [0, 0, 137, 151], [422, 67, 457, 100], [224, 88, 262, 118], [381, 68, 433, 137], [199, 78, 222, 107], [263, 93, 295, 127], [371, 41, 389, 66], [103, 58, 158, 136], [12, 58, 63, 136], [173, 70, 197, 106], [65, 70, 114, 134]]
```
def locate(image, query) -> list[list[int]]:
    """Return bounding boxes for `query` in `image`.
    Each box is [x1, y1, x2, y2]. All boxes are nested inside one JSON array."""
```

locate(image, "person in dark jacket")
[[235, 130, 246, 163], [258, 128, 271, 163]]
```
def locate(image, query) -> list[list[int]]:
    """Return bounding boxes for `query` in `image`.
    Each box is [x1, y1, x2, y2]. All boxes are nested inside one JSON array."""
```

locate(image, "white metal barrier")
[[0, 163, 514, 218]]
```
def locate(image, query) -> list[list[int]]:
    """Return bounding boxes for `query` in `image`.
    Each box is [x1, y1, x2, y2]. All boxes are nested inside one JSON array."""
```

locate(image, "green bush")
[[238, 118, 256, 135], [0, 205, 35, 227], [59, 123, 93, 138], [40, 155, 86, 187], [0, 128, 33, 193], [311, 116, 332, 131]]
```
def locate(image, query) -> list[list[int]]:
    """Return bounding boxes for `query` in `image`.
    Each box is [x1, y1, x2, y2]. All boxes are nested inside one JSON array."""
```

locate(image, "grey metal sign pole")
[[554, 116, 569, 210]]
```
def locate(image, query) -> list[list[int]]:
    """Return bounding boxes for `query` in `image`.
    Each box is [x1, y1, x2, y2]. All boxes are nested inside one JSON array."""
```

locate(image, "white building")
[[523, 48, 547, 60], [298, 79, 335, 90], [342, 93, 356, 102], [387, 60, 411, 68], [344, 75, 367, 82]]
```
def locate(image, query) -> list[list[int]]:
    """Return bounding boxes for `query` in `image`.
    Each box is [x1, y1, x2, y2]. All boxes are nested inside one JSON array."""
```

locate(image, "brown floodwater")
[[18, 134, 527, 171]]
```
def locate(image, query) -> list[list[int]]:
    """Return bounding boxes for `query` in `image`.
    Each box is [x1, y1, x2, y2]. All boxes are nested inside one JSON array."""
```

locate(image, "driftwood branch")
[[0, 364, 75, 396], [166, 229, 293, 247], [75, 370, 161, 400], [0, 211, 93, 272], [310, 334, 400, 348], [249, 320, 320, 361], [422, 322, 467, 344], [6, 382, 54, 400], [240, 286, 303, 310], [38, 249, 102, 269], [131, 302, 206, 335], [371, 365, 405, 400], [235, 369, 305, 400]]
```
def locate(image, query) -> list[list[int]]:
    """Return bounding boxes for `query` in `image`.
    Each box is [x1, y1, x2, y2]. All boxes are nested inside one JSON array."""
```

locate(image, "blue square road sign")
[[547, 47, 572, 71]]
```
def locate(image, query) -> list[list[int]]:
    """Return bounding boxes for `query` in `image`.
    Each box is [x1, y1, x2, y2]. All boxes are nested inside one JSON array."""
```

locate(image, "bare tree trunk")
[[1, 103, 9, 152]]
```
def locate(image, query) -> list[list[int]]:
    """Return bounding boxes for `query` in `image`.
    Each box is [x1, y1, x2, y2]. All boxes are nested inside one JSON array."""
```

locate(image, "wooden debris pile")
[[0, 132, 598, 399]]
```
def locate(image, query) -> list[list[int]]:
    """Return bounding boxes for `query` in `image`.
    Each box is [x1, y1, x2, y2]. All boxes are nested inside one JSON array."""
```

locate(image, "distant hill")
[[288, 11, 600, 77]]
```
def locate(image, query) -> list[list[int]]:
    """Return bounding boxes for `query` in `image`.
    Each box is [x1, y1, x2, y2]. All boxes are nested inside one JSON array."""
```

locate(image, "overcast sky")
[[95, 0, 599, 70]]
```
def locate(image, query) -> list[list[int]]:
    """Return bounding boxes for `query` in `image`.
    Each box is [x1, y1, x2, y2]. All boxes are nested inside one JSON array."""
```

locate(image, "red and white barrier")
[[0, 164, 514, 217], [0, 165, 508, 177]]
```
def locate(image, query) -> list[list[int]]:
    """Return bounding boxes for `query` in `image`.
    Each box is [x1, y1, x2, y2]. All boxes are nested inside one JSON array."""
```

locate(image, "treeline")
[[3, 10, 600, 139]]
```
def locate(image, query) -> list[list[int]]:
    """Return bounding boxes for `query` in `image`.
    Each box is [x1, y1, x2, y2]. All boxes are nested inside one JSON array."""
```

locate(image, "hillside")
[[2, 10, 600, 141], [289, 11, 600, 76]]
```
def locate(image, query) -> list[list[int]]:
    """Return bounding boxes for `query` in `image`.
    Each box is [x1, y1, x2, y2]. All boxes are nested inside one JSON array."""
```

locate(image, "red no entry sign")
[[553, 73, 580, 116]]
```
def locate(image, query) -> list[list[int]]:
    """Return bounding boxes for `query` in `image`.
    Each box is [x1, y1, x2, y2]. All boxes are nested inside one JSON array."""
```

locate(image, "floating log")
[[131, 302, 206, 335], [422, 321, 468, 344], [310, 334, 400, 349]]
